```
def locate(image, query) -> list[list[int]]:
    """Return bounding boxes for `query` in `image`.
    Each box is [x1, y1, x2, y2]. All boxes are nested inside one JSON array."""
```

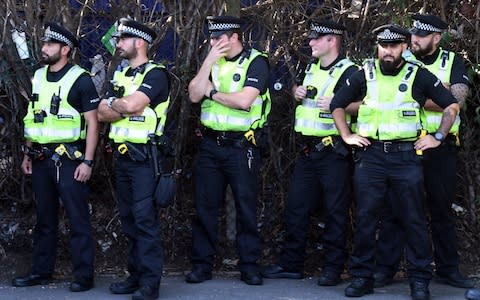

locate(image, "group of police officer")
[[13, 11, 479, 300]]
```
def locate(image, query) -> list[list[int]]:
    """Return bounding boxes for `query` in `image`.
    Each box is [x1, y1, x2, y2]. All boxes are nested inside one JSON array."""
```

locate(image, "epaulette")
[[405, 59, 424, 68], [238, 47, 252, 65]]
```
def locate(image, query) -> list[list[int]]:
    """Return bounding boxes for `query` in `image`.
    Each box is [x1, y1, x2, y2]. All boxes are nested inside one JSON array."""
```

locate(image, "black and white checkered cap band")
[[311, 24, 343, 35], [117, 24, 153, 43], [44, 27, 74, 48], [377, 29, 405, 41], [209, 22, 241, 32], [413, 20, 442, 33]]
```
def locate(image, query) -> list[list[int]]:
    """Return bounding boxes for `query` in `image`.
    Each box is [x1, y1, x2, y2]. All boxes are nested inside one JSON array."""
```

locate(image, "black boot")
[[131, 285, 159, 300], [410, 280, 430, 300], [345, 277, 374, 297], [12, 273, 52, 287]]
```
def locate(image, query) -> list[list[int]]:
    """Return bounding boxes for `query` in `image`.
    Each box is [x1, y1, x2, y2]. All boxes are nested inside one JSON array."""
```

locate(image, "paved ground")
[[0, 273, 469, 300]]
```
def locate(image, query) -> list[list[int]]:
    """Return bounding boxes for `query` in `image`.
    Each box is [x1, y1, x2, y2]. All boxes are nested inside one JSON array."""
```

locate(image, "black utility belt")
[[369, 140, 415, 153], [114, 142, 149, 162], [25, 142, 84, 161], [301, 135, 340, 152], [300, 135, 350, 157], [202, 127, 246, 147]]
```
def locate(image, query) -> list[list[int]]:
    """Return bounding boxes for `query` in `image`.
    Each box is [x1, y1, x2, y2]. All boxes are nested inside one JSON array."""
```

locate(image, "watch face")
[[434, 132, 444, 141]]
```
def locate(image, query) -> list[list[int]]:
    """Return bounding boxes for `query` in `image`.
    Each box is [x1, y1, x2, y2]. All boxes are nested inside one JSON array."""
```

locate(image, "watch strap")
[[82, 159, 94, 167]]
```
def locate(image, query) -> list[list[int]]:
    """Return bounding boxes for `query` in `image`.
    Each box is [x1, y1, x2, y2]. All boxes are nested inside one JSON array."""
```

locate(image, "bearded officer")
[[98, 18, 170, 300], [330, 24, 459, 300], [374, 14, 473, 289], [14, 22, 99, 292]]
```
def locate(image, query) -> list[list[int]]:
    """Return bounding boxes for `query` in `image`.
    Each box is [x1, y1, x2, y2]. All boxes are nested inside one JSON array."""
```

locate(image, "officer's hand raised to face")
[[205, 39, 231, 65]]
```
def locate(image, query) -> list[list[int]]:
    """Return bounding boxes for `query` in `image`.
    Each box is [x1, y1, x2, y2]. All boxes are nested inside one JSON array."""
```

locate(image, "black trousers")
[[191, 138, 261, 273], [31, 157, 94, 280], [376, 144, 459, 275], [349, 146, 432, 282], [115, 156, 163, 286], [279, 148, 351, 274]]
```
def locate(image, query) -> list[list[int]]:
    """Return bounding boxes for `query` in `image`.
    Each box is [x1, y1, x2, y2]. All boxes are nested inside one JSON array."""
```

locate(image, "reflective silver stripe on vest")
[[378, 123, 421, 133], [155, 105, 168, 133], [212, 63, 220, 90], [109, 126, 154, 139], [24, 127, 81, 139], [294, 119, 347, 132], [369, 102, 420, 110], [251, 97, 263, 106], [201, 112, 254, 127], [31, 69, 43, 95], [303, 63, 315, 86], [357, 122, 421, 136], [155, 124, 165, 134], [301, 99, 317, 108], [394, 63, 416, 104]]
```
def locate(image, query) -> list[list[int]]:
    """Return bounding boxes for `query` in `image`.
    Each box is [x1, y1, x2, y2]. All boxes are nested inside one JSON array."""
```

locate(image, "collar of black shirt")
[[416, 47, 441, 65], [46, 63, 74, 81], [319, 55, 346, 71]]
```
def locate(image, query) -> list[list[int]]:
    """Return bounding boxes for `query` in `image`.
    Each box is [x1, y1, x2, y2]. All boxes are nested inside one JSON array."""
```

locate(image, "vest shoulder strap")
[[363, 58, 376, 81]]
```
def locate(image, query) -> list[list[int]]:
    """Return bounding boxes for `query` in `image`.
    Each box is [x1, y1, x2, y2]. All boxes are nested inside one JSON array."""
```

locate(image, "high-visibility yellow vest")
[[24, 65, 85, 144], [200, 48, 271, 131], [109, 61, 170, 144], [419, 48, 460, 133], [295, 58, 355, 136], [357, 59, 422, 141]]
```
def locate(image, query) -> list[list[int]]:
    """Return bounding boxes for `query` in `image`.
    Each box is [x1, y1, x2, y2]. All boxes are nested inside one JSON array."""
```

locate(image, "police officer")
[[374, 14, 474, 289], [186, 15, 270, 286], [97, 18, 170, 300], [330, 24, 459, 300], [261, 19, 357, 286], [14, 22, 99, 292]]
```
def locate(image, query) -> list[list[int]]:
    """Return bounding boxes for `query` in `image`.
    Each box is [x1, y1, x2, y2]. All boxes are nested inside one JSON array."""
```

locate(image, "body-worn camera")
[[305, 85, 318, 99], [113, 85, 125, 98], [33, 109, 47, 123], [50, 87, 61, 115], [31, 93, 39, 108]]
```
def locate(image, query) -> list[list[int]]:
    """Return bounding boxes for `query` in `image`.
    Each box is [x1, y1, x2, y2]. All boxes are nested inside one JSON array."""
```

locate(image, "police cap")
[[373, 24, 410, 44], [41, 22, 79, 48], [112, 18, 157, 44], [206, 16, 243, 38], [307, 19, 345, 39], [410, 14, 448, 37]]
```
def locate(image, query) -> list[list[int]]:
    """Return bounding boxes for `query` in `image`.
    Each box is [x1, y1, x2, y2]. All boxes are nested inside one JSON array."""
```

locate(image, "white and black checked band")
[[208, 22, 241, 31], [44, 26, 74, 48], [117, 24, 153, 43], [377, 29, 405, 41], [413, 20, 442, 33], [311, 24, 344, 35]]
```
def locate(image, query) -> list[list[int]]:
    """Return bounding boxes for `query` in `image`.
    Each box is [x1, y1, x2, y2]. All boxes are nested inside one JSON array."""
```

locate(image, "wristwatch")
[[434, 132, 445, 142], [209, 88, 218, 99], [106, 97, 116, 108], [82, 159, 94, 167]]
